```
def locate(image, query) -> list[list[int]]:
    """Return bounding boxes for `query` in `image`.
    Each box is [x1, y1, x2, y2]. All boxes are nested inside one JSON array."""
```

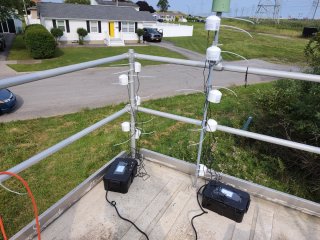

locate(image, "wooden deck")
[[36, 158, 320, 240]]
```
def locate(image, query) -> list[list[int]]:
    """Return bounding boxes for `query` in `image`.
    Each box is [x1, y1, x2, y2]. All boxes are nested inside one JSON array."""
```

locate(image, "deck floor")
[[38, 160, 320, 240]]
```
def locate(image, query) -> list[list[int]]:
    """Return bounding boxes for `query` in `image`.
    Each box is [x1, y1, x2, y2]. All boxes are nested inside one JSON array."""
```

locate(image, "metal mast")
[[255, 0, 281, 23]]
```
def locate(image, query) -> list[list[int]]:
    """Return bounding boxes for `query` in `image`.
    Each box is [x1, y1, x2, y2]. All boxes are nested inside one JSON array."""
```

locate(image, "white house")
[[30, 2, 156, 46], [153, 11, 187, 22]]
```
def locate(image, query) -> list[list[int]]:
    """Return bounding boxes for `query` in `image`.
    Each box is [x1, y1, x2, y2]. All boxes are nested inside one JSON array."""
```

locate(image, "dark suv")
[[0, 34, 6, 51], [143, 28, 162, 42]]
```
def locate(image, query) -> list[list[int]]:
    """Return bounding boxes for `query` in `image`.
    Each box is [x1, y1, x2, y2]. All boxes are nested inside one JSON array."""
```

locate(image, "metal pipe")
[[137, 107, 320, 155], [0, 107, 128, 183], [135, 53, 206, 68], [128, 49, 136, 158], [135, 53, 320, 83], [138, 107, 202, 126], [194, 62, 214, 187], [0, 54, 128, 89], [217, 125, 320, 154], [222, 64, 320, 83]]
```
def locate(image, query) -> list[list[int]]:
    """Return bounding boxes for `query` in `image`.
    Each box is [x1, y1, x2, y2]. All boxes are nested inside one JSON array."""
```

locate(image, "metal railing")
[[1, 49, 320, 186]]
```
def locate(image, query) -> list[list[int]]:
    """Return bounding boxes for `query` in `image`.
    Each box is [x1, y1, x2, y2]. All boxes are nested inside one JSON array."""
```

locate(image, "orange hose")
[[0, 172, 41, 240], [0, 216, 8, 240]]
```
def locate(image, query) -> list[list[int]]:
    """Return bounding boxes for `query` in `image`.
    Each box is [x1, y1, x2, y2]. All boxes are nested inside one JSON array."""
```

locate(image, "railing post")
[[128, 49, 136, 158], [194, 61, 215, 187]]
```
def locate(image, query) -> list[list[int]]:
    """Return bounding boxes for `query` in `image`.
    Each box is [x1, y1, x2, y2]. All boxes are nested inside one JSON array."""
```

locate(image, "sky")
[[144, 0, 320, 19]]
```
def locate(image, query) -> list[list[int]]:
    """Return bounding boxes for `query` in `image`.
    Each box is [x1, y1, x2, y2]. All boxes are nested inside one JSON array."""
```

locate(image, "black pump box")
[[202, 181, 250, 223], [103, 157, 138, 194]]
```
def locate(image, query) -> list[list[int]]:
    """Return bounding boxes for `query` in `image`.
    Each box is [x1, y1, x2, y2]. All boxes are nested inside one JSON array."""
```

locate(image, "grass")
[[7, 36, 186, 72], [165, 22, 309, 65], [0, 82, 316, 237]]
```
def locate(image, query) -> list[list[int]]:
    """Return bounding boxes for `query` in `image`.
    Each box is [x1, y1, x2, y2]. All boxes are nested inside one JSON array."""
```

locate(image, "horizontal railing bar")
[[138, 107, 202, 126], [0, 107, 128, 183], [138, 107, 320, 155], [217, 125, 320, 154], [135, 53, 320, 83], [135, 53, 206, 68], [0, 53, 128, 89], [223, 64, 320, 83]]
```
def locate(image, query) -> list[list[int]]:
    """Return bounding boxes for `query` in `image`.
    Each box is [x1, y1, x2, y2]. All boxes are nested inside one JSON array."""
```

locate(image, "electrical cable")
[[0, 182, 27, 195], [105, 191, 149, 240], [191, 184, 208, 240], [0, 172, 41, 240], [0, 216, 8, 240]]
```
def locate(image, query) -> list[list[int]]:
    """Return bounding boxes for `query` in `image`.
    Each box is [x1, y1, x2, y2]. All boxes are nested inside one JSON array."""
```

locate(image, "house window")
[[57, 20, 65, 32], [90, 21, 98, 33], [122, 22, 135, 33]]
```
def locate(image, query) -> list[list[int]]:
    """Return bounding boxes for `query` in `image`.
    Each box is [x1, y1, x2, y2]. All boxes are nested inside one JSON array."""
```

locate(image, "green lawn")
[[7, 35, 185, 72], [165, 22, 309, 65], [0, 82, 316, 237]]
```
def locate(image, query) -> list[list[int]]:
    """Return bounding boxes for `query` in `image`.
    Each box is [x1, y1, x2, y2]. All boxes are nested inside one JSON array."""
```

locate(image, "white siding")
[[43, 19, 109, 42]]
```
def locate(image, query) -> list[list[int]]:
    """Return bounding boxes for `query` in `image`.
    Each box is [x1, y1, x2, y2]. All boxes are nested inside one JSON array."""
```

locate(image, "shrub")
[[136, 28, 144, 43], [24, 24, 56, 59], [77, 28, 88, 45], [250, 36, 320, 201], [50, 27, 64, 44]]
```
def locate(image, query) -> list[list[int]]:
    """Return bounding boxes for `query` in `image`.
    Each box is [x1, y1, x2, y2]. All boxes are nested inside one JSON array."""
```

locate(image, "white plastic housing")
[[206, 119, 218, 132], [208, 89, 222, 103], [119, 74, 128, 85], [136, 96, 141, 106], [206, 46, 221, 62], [134, 62, 141, 73], [205, 15, 221, 31], [135, 129, 141, 139], [121, 122, 130, 132], [198, 164, 208, 177]]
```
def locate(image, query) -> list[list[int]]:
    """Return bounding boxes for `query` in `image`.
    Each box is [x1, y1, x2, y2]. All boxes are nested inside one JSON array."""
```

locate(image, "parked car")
[[0, 34, 6, 51], [143, 28, 162, 42], [0, 89, 16, 114]]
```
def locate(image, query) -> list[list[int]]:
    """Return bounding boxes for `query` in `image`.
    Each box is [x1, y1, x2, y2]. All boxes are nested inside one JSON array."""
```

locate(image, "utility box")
[[212, 0, 231, 13], [202, 181, 250, 223], [103, 158, 138, 194], [302, 27, 318, 38]]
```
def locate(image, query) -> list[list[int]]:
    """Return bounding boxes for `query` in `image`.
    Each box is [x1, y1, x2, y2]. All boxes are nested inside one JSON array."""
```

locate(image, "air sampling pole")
[[194, 0, 231, 187]]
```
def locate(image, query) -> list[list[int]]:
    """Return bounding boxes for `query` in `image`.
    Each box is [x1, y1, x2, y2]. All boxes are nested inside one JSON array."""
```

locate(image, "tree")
[[64, 0, 90, 4], [136, 28, 144, 43], [157, 0, 170, 12], [77, 28, 88, 45], [0, 0, 36, 21], [51, 28, 64, 44], [0, 0, 21, 21], [136, 1, 156, 13]]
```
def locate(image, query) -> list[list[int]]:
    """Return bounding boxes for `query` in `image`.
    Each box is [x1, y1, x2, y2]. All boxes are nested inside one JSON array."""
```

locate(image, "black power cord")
[[105, 191, 149, 240], [191, 184, 208, 240]]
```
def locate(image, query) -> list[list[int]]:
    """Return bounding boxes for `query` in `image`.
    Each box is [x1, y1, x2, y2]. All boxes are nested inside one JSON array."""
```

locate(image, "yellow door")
[[109, 22, 115, 38]]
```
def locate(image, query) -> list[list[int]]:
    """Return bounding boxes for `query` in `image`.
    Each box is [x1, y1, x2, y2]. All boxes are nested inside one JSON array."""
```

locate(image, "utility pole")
[[312, 0, 320, 19], [22, 0, 29, 26]]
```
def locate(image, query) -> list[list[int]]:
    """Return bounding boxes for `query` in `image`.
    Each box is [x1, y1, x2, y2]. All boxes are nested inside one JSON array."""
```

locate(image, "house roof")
[[95, 0, 138, 8], [37, 2, 156, 22], [156, 11, 186, 16]]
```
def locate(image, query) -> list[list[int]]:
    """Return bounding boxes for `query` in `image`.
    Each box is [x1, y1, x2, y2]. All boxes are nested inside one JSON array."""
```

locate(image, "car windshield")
[[147, 29, 159, 34]]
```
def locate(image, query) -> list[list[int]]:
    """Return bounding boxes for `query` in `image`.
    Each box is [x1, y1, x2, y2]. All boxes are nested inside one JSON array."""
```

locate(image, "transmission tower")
[[311, 0, 320, 19], [255, 0, 281, 23]]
